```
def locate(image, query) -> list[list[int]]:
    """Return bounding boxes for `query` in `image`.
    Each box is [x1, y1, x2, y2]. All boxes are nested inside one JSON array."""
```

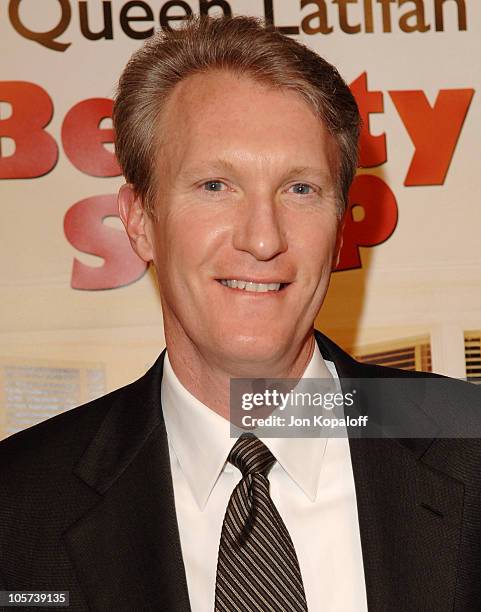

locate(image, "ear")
[[332, 214, 346, 271], [118, 183, 154, 262]]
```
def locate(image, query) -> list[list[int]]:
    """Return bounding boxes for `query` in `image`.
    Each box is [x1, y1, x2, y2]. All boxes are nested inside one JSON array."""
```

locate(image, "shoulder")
[[357, 361, 481, 464], [0, 364, 156, 483], [0, 387, 116, 482], [0, 350, 167, 470], [316, 324, 478, 407], [357, 360, 480, 407], [315, 328, 481, 437]]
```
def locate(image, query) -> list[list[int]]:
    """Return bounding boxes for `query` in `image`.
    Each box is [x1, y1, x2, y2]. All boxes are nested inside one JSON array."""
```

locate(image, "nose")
[[233, 192, 288, 261]]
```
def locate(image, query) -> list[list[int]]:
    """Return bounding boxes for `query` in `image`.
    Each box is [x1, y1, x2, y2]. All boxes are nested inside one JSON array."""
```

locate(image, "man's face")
[[145, 70, 342, 371]]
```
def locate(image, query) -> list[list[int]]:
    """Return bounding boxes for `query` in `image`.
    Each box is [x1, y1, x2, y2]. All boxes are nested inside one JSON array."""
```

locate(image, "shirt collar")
[[161, 342, 339, 509]]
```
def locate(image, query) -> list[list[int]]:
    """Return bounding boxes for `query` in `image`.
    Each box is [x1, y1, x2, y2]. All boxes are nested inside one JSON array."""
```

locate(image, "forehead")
[[157, 70, 338, 177]]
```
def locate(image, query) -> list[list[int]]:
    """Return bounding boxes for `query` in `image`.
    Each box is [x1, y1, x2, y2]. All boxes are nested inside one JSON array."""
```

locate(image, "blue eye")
[[203, 181, 225, 192], [290, 183, 313, 195]]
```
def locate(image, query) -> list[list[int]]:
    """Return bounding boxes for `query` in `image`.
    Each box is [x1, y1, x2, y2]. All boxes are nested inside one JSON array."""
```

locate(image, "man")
[[1, 15, 480, 612]]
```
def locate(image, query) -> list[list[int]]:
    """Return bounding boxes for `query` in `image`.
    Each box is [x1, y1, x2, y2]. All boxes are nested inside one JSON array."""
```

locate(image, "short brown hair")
[[113, 16, 360, 217]]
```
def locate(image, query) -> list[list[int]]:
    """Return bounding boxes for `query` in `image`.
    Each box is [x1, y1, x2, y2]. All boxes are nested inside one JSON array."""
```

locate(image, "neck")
[[165, 325, 316, 421]]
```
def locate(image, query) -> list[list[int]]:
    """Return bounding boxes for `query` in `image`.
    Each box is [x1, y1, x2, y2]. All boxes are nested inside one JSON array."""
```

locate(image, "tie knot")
[[228, 433, 276, 477]]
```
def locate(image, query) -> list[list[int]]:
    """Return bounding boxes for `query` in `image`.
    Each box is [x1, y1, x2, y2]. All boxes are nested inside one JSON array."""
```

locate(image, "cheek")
[[158, 210, 228, 279], [289, 216, 339, 273]]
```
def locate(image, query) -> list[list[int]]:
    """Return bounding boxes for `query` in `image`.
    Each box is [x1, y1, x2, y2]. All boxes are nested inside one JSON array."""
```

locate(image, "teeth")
[[220, 279, 282, 292]]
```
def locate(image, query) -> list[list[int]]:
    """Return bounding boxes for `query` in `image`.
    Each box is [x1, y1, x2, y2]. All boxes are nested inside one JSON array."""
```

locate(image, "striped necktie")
[[214, 433, 309, 611]]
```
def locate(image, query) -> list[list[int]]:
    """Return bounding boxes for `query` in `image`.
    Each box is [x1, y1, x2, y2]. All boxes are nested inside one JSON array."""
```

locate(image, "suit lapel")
[[63, 351, 191, 612], [314, 330, 464, 611]]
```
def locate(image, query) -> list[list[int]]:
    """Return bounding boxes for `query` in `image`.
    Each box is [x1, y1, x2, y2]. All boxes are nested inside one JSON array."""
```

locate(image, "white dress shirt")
[[161, 343, 368, 612]]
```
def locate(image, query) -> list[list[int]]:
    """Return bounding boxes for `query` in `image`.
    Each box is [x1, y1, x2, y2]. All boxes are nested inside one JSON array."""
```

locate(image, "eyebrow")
[[178, 159, 238, 179], [282, 166, 333, 182], [179, 160, 333, 182]]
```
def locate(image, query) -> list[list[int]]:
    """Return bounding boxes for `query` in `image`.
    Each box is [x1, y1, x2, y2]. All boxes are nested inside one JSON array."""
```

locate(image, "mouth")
[[215, 278, 291, 293]]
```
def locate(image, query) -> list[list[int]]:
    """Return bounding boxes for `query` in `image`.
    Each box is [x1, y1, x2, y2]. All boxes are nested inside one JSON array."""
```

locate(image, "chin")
[[214, 327, 291, 368]]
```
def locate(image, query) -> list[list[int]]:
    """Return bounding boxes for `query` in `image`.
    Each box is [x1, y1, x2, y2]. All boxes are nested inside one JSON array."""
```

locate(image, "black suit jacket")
[[1, 330, 481, 611]]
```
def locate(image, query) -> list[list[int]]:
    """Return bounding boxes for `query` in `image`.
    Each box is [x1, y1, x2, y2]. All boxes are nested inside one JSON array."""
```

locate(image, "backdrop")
[[1, 0, 480, 438]]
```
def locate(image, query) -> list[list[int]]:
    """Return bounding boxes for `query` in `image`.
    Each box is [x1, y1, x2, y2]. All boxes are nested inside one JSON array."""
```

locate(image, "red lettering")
[[350, 72, 387, 167], [62, 98, 120, 177], [64, 194, 147, 290], [0, 81, 58, 178], [389, 88, 474, 185], [336, 174, 398, 271]]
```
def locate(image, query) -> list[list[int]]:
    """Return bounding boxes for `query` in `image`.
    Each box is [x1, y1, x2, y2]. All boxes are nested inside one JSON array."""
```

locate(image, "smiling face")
[[142, 70, 342, 374]]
